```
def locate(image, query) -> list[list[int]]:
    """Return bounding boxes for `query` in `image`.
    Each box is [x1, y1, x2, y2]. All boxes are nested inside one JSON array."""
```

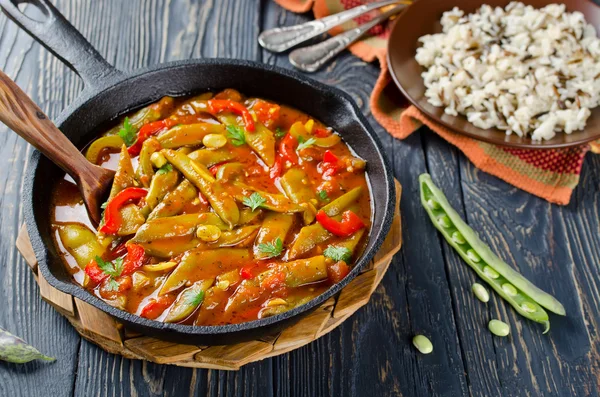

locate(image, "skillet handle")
[[0, 0, 123, 89]]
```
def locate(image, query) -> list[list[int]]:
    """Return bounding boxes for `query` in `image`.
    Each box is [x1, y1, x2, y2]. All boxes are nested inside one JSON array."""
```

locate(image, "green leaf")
[[275, 127, 286, 139], [296, 137, 316, 152], [226, 125, 246, 146], [243, 192, 266, 211], [0, 327, 55, 364], [105, 279, 120, 292], [318, 190, 329, 202], [184, 290, 205, 307], [156, 163, 173, 175], [100, 201, 108, 209], [257, 237, 284, 258], [95, 256, 123, 279], [118, 117, 137, 146], [323, 246, 352, 262]]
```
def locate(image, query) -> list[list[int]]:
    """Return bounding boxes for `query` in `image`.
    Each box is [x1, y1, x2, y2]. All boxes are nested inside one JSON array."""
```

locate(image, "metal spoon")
[[0, 70, 114, 225], [289, 3, 407, 73], [258, 0, 400, 53]]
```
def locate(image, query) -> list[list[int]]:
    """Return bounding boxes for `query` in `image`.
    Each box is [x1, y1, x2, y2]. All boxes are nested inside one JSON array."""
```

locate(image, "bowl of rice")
[[387, 0, 600, 148]]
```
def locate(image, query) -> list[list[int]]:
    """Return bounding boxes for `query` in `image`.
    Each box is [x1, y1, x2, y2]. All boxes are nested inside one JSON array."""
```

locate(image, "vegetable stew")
[[50, 89, 372, 326]]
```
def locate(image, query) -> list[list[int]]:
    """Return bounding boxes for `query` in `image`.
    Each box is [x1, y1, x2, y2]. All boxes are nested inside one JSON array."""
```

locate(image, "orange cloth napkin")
[[274, 0, 600, 205]]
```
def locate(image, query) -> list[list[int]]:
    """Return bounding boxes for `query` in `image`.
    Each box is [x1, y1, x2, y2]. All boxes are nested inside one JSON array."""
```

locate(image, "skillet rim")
[[24, 58, 396, 337]]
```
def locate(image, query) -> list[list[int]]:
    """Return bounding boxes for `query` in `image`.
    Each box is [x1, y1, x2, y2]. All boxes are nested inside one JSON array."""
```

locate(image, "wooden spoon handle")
[[0, 69, 90, 179]]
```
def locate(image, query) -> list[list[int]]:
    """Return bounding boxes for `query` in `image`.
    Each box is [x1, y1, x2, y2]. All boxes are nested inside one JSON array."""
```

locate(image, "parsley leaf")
[[275, 127, 286, 139], [95, 256, 124, 279], [323, 246, 352, 262], [243, 192, 266, 211], [296, 137, 316, 152], [184, 290, 205, 307], [226, 125, 246, 146], [318, 190, 329, 202], [100, 201, 108, 209], [156, 163, 173, 175], [118, 117, 137, 146], [105, 279, 120, 292], [258, 237, 284, 258]]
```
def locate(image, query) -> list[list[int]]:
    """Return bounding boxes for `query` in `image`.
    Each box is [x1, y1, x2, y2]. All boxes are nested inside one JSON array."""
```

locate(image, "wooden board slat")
[[124, 337, 204, 364], [38, 271, 75, 317]]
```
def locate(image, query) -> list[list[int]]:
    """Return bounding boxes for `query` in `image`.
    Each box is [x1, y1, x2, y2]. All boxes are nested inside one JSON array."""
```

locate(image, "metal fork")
[[258, 0, 400, 53]]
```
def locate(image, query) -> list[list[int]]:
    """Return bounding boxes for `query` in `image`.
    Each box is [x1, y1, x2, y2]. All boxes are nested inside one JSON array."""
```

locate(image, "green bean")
[[109, 145, 136, 200], [254, 212, 294, 259], [232, 182, 304, 213], [141, 168, 179, 216], [216, 162, 245, 182], [288, 121, 341, 147], [188, 148, 235, 167], [488, 319, 510, 337], [217, 113, 276, 166], [147, 180, 198, 220], [420, 174, 565, 333], [162, 149, 239, 228], [210, 225, 260, 248], [132, 213, 229, 243], [157, 123, 226, 148], [282, 256, 328, 287], [160, 248, 250, 294], [320, 186, 362, 216], [239, 208, 263, 225], [136, 137, 162, 187], [56, 223, 105, 270], [412, 335, 433, 354], [117, 204, 145, 236], [106, 97, 175, 136], [472, 283, 490, 303], [280, 169, 316, 204], [164, 279, 214, 323]]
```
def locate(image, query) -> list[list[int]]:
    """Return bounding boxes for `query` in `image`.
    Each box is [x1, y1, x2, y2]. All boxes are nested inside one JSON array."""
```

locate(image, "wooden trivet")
[[16, 180, 402, 370]]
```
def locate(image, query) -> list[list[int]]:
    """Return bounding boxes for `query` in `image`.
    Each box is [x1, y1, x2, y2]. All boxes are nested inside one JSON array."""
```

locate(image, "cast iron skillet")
[[0, 0, 395, 344]]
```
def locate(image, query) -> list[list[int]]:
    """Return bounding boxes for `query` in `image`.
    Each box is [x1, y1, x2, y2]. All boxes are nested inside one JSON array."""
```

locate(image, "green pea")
[[502, 283, 518, 296], [451, 231, 466, 245], [483, 266, 499, 279], [437, 215, 451, 228], [466, 249, 481, 263], [472, 283, 490, 303], [427, 199, 440, 210], [488, 319, 510, 337], [521, 302, 537, 313], [412, 335, 433, 354]]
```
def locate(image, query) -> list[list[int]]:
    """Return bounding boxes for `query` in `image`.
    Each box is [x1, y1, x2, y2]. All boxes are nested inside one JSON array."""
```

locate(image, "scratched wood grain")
[[0, 0, 599, 396]]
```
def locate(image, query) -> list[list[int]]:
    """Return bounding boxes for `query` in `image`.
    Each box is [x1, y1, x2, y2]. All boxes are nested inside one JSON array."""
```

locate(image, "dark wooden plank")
[[262, 3, 468, 396], [0, 4, 80, 397]]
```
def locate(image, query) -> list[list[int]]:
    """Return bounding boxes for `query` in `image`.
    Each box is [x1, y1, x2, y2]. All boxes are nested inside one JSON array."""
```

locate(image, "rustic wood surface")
[[0, 1, 598, 396]]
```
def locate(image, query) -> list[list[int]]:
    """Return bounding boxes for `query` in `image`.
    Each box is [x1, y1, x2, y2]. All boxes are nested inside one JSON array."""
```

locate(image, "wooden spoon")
[[0, 70, 114, 225]]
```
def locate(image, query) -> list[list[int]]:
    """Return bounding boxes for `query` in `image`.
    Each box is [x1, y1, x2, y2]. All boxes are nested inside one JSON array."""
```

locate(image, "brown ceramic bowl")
[[387, 0, 600, 149]]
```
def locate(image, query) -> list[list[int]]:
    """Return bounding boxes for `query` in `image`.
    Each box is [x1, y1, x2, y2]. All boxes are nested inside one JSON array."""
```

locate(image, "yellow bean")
[[142, 261, 178, 272], [150, 152, 167, 168], [196, 224, 222, 242], [202, 134, 228, 149]]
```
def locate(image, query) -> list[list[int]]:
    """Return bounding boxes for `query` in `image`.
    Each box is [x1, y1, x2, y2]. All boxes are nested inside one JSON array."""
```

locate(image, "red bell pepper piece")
[[323, 150, 338, 164], [84, 259, 109, 284], [327, 260, 351, 284], [127, 120, 171, 156], [122, 244, 146, 275], [207, 99, 255, 132], [314, 128, 331, 138], [316, 209, 365, 238], [279, 134, 298, 164], [99, 187, 148, 235], [252, 100, 280, 126], [240, 264, 257, 280], [140, 295, 175, 320], [269, 157, 283, 180], [321, 150, 342, 178]]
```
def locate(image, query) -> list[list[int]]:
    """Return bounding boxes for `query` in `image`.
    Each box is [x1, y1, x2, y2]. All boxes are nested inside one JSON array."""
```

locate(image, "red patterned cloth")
[[274, 0, 600, 205]]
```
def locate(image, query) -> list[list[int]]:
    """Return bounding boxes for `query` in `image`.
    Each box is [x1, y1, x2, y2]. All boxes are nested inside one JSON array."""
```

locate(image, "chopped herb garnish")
[[226, 125, 246, 146], [117, 117, 136, 146], [243, 192, 266, 211], [323, 246, 352, 262], [318, 190, 330, 202], [296, 137, 316, 152], [258, 237, 284, 258], [156, 163, 173, 175], [100, 201, 108, 209], [105, 279, 120, 292], [275, 127, 286, 139], [184, 290, 205, 307], [95, 256, 124, 279]]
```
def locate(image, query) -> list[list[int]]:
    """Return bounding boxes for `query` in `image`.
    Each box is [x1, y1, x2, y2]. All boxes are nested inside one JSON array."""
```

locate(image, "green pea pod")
[[141, 168, 179, 215], [109, 145, 137, 200], [56, 223, 105, 270], [188, 148, 235, 167], [85, 135, 124, 164], [162, 149, 240, 228], [254, 212, 294, 259], [160, 249, 250, 295], [157, 123, 226, 148], [420, 173, 565, 333], [257, 256, 328, 287], [218, 113, 276, 167], [280, 169, 316, 204], [136, 137, 162, 187], [164, 279, 214, 323], [0, 327, 55, 364], [211, 225, 260, 248], [260, 295, 316, 318], [132, 213, 228, 243], [232, 182, 304, 213], [117, 204, 145, 236], [216, 162, 245, 182], [141, 238, 201, 258], [239, 208, 263, 225], [147, 180, 198, 220], [320, 186, 362, 216]]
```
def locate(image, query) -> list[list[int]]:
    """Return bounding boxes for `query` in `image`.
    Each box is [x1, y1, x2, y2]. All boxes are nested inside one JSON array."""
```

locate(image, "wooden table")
[[0, 1, 598, 396]]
